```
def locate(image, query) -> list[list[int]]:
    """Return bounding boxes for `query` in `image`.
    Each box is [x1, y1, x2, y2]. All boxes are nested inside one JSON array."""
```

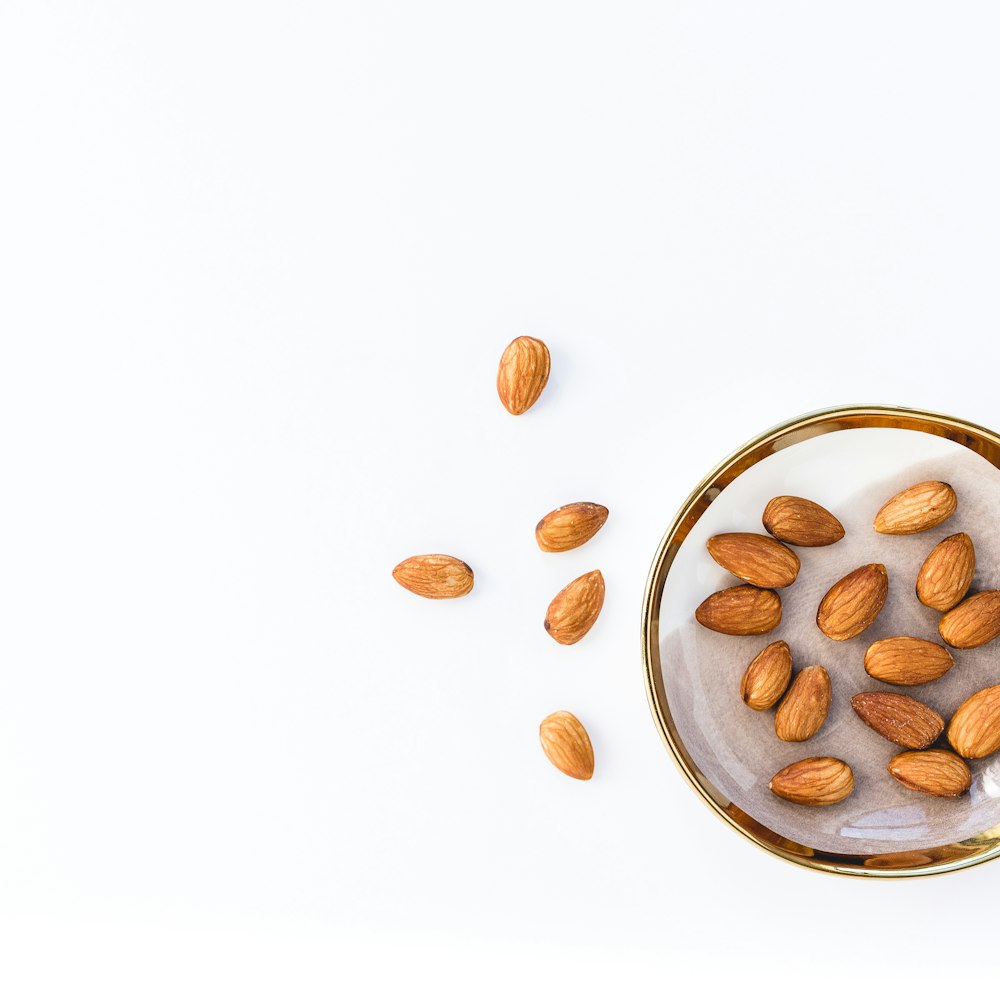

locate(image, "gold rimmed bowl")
[[642, 405, 1000, 877]]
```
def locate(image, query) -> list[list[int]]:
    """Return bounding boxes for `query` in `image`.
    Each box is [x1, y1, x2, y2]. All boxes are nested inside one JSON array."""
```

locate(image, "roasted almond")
[[740, 640, 793, 711], [539, 711, 594, 780], [873, 480, 957, 534], [916, 532, 975, 611], [536, 502, 609, 552], [544, 569, 605, 644], [762, 496, 845, 547], [695, 585, 781, 636], [850, 692, 944, 749], [816, 564, 888, 641], [947, 684, 1000, 758], [706, 533, 800, 589], [938, 591, 1000, 649], [775, 666, 831, 742], [888, 749, 971, 797], [496, 336, 550, 415], [863, 636, 954, 686], [392, 554, 474, 599], [769, 757, 854, 806]]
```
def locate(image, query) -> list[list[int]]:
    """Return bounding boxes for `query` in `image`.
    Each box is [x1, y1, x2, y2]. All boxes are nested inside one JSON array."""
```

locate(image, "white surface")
[[4, 2, 1000, 996]]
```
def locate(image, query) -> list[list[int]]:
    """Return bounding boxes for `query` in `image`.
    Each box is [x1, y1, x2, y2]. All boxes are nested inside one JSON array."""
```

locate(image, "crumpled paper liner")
[[660, 434, 1000, 856]]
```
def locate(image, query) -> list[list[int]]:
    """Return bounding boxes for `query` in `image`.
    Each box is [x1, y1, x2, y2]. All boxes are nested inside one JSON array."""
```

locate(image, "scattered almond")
[[392, 554, 474, 599], [762, 496, 845, 547], [536, 502, 608, 552], [888, 749, 971, 797], [850, 692, 944, 749], [775, 666, 831, 742], [769, 757, 854, 806], [947, 684, 1000, 758], [916, 532, 975, 611], [938, 591, 1000, 649], [873, 480, 957, 534], [740, 640, 793, 711], [544, 569, 605, 645], [863, 636, 954, 687], [695, 585, 782, 636], [539, 711, 594, 780], [816, 564, 888, 641], [496, 336, 551, 415], [706, 533, 800, 589]]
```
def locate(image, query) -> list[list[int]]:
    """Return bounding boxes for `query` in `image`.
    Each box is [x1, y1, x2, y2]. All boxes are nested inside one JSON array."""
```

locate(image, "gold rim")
[[641, 404, 1000, 878]]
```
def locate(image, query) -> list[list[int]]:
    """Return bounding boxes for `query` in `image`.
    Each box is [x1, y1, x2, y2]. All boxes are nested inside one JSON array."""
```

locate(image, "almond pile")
[[696, 479, 1000, 806], [393, 338, 606, 781]]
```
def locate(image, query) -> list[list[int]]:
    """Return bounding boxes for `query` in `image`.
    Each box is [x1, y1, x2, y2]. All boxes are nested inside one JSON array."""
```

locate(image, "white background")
[[3, 2, 1000, 996]]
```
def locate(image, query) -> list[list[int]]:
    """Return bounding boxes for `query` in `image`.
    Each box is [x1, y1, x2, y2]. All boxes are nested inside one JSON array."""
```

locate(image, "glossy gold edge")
[[641, 404, 1000, 878]]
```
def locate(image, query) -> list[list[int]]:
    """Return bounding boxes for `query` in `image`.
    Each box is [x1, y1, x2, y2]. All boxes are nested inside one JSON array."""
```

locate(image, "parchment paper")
[[660, 437, 1000, 856]]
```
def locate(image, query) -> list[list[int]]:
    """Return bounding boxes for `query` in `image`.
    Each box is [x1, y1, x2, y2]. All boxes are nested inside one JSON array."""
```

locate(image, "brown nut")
[[816, 564, 888, 641], [850, 692, 944, 749], [706, 533, 800, 589], [740, 640, 793, 711], [873, 480, 957, 534], [887, 749, 971, 798], [775, 666, 831, 742], [769, 757, 854, 806], [762, 496, 845, 547], [863, 636, 954, 687], [695, 585, 782, 636], [916, 532, 975, 612]]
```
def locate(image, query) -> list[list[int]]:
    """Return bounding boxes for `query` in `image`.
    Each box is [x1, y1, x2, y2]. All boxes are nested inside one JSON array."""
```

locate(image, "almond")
[[762, 496, 845, 547], [775, 666, 831, 742], [706, 533, 800, 589], [496, 336, 550, 415], [916, 532, 975, 611], [694, 585, 781, 636], [392, 554, 474, 599], [947, 684, 1000, 758], [740, 640, 793, 711], [535, 502, 609, 552], [850, 692, 944, 749], [544, 569, 605, 645], [539, 711, 594, 780], [873, 480, 957, 534], [863, 636, 954, 687], [816, 564, 888, 641], [887, 749, 971, 797], [938, 591, 1000, 649], [769, 757, 854, 806]]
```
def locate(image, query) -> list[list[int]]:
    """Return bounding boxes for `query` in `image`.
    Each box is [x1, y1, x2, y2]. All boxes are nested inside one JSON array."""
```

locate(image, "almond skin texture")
[[888, 750, 971, 797], [938, 591, 1000, 649], [762, 496, 845, 547], [694, 585, 781, 636], [864, 636, 954, 687], [392, 554, 474, 599], [774, 666, 831, 742], [850, 692, 944, 749], [535, 502, 608, 552], [873, 480, 957, 534], [740, 640, 793, 711], [496, 336, 550, 415], [706, 533, 800, 589], [947, 684, 1000, 758], [539, 711, 594, 780], [769, 757, 854, 806], [916, 532, 975, 612], [816, 564, 888, 641], [544, 570, 605, 645]]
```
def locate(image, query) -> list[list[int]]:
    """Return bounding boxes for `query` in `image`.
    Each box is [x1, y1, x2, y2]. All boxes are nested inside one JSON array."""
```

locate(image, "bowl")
[[642, 405, 1000, 877]]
